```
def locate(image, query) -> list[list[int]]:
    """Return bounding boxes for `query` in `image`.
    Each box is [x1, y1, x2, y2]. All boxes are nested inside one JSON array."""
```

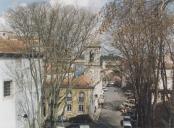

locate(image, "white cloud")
[[50, 0, 106, 12], [0, 16, 11, 31], [50, 0, 88, 7], [0, 17, 6, 25], [19, 3, 27, 7], [0, 16, 7, 31]]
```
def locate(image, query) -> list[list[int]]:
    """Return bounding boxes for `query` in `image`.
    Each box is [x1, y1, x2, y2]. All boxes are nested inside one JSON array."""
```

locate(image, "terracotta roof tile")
[[62, 75, 93, 89], [0, 39, 25, 53]]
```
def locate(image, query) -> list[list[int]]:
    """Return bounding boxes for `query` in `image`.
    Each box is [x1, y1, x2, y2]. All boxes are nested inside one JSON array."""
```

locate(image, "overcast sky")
[[50, 0, 108, 12], [0, 0, 108, 29], [0, 0, 44, 15], [0, 0, 108, 15]]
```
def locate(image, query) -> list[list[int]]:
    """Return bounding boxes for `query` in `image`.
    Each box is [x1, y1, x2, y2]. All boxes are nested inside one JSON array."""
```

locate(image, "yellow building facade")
[[57, 75, 94, 119]]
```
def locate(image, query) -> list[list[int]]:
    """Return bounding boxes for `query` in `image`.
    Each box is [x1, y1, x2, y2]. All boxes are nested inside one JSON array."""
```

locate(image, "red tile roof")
[[0, 39, 25, 53], [62, 75, 93, 89]]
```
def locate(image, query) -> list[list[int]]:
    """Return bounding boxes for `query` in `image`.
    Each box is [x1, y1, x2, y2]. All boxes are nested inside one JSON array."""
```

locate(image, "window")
[[67, 104, 72, 111], [78, 104, 84, 112], [78, 92, 85, 112], [75, 65, 85, 77], [89, 50, 95, 62], [4, 81, 12, 97], [79, 92, 85, 103], [67, 92, 72, 102], [66, 92, 72, 112]]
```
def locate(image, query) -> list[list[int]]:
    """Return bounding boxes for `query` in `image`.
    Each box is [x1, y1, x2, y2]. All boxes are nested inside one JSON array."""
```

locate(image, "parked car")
[[127, 96, 134, 99], [102, 87, 106, 89], [103, 88, 108, 91], [123, 121, 132, 128], [122, 102, 135, 108], [80, 125, 90, 128], [124, 92, 133, 97], [123, 116, 132, 128], [106, 81, 115, 87], [129, 99, 135, 104], [125, 99, 135, 104], [108, 81, 115, 84]]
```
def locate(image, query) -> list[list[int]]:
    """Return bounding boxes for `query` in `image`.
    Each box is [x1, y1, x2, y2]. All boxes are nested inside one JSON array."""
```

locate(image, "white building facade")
[[0, 40, 42, 128], [0, 58, 28, 128], [0, 58, 17, 128]]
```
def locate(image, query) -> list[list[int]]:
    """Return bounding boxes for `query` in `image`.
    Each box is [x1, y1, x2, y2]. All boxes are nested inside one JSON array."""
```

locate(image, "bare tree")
[[7, 2, 97, 128], [101, 0, 174, 128]]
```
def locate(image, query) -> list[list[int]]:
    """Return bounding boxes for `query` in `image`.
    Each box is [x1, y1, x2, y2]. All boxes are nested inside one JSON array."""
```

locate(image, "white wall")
[[0, 59, 17, 128], [85, 66, 102, 114], [15, 58, 42, 128], [0, 58, 42, 128]]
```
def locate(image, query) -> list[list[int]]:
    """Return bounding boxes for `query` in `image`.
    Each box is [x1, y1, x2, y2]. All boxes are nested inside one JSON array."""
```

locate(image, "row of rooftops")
[[0, 38, 95, 89], [0, 36, 174, 89], [0, 38, 101, 54], [0, 39, 24, 53]]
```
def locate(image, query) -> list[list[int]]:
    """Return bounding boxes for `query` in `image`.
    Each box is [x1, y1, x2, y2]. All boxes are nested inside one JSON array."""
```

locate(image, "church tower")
[[84, 41, 101, 85], [84, 41, 103, 117]]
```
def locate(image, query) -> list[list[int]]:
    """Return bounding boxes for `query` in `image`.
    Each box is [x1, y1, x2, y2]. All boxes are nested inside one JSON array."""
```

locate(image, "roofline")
[[0, 31, 14, 33], [0, 52, 43, 58], [60, 86, 94, 89], [86, 45, 101, 48]]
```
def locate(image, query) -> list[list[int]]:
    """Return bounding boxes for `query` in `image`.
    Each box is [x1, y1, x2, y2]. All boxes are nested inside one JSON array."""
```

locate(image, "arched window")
[[78, 92, 85, 112], [67, 92, 72, 112], [67, 92, 72, 102], [79, 92, 85, 103]]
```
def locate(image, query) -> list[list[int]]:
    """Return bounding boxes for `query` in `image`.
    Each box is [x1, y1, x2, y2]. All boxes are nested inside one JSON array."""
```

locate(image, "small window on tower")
[[89, 50, 94, 62], [4, 80, 12, 97]]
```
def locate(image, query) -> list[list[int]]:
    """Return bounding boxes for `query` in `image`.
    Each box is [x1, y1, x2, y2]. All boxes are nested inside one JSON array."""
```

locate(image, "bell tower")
[[84, 41, 101, 84], [83, 41, 103, 117]]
